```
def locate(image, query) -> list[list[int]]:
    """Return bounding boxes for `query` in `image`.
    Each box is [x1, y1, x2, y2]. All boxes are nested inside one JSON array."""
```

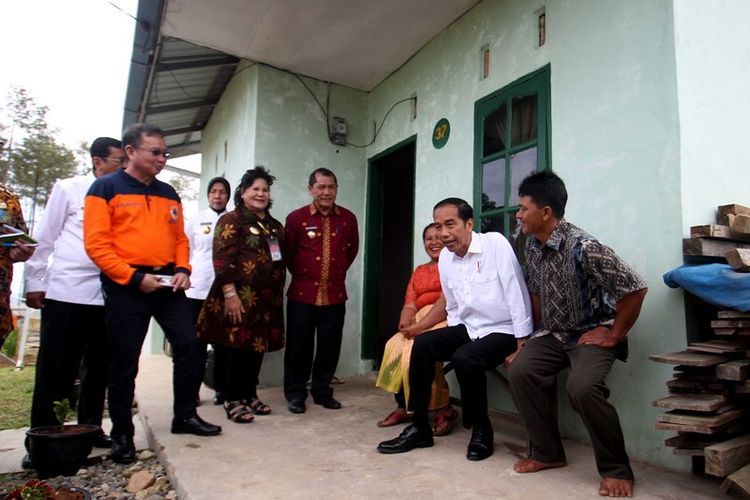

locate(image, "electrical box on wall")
[[332, 117, 347, 146]]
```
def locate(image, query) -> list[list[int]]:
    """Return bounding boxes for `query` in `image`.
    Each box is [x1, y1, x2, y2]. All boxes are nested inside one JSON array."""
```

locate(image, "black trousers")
[[102, 276, 199, 440], [30, 299, 107, 429], [284, 300, 345, 402], [215, 344, 264, 402], [408, 325, 516, 430], [508, 334, 634, 480], [188, 298, 209, 399]]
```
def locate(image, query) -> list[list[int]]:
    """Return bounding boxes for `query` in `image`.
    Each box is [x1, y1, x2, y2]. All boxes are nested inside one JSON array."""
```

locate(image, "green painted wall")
[[197, 0, 745, 471], [202, 62, 260, 184], [673, 0, 750, 232], [252, 66, 370, 383], [201, 63, 371, 386], [365, 0, 685, 470]]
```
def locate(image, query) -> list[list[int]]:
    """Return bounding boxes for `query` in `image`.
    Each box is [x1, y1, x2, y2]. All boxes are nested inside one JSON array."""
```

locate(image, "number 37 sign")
[[432, 118, 450, 149]]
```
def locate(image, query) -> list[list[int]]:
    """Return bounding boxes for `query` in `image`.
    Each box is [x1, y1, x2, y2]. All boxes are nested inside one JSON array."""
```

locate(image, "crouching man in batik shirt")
[[508, 171, 647, 498]]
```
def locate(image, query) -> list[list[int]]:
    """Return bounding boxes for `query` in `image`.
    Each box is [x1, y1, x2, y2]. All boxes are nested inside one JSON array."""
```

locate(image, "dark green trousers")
[[509, 335, 634, 480]]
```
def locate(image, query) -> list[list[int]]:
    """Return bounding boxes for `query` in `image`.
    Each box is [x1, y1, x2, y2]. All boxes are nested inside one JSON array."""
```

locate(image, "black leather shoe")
[[377, 424, 434, 454], [466, 425, 494, 461], [213, 392, 225, 405], [21, 453, 33, 469], [93, 432, 113, 448], [171, 415, 222, 436], [313, 396, 342, 410], [111, 436, 136, 464], [288, 399, 306, 414]]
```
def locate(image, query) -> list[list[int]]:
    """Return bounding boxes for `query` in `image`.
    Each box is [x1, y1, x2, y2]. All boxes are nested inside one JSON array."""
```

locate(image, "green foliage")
[[10, 134, 77, 207], [5, 479, 54, 500], [0, 87, 78, 203], [52, 399, 74, 428], [169, 175, 198, 202], [0, 366, 35, 430], [2, 330, 17, 358]]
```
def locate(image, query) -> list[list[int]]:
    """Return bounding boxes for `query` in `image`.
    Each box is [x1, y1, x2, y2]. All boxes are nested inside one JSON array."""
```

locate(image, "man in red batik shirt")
[[284, 168, 359, 414]]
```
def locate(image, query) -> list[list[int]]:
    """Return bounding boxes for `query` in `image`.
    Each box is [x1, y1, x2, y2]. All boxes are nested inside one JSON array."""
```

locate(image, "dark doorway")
[[362, 136, 416, 366]]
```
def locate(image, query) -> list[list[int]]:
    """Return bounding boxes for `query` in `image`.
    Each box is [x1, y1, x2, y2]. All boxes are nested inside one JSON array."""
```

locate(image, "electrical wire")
[[107, 1, 139, 23], [346, 97, 416, 148], [167, 69, 201, 100], [290, 73, 331, 138]]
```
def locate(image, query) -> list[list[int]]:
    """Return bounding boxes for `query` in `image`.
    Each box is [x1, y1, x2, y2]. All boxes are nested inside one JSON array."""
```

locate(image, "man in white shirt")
[[24, 137, 125, 459], [184, 177, 230, 405], [377, 197, 532, 461]]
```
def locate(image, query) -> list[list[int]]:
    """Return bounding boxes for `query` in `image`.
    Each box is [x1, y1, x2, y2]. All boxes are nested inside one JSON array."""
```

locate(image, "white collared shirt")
[[438, 231, 533, 339], [185, 206, 226, 300], [25, 173, 104, 305]]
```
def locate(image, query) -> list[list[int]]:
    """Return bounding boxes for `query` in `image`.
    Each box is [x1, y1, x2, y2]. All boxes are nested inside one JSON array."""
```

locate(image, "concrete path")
[[132, 354, 723, 499]]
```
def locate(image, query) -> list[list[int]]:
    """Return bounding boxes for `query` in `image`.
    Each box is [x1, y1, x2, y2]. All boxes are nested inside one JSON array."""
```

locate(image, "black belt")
[[132, 263, 175, 274]]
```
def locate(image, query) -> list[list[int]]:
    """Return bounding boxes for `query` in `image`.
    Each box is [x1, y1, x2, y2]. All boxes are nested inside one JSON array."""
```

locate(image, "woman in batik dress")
[[197, 167, 285, 423]]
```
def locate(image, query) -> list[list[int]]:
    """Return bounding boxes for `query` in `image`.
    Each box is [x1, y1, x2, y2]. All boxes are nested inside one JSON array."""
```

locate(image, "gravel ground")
[[0, 450, 176, 499]]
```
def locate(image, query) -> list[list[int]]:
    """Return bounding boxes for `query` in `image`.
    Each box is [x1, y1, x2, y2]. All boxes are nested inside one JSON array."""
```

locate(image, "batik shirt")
[[525, 220, 646, 359], [0, 184, 28, 341], [285, 203, 358, 306]]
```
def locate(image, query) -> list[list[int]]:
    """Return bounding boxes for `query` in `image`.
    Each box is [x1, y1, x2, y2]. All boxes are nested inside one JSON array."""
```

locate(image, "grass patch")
[[0, 366, 34, 430]]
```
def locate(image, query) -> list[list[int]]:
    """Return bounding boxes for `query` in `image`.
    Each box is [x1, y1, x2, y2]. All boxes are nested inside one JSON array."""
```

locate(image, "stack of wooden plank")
[[650, 310, 750, 482], [686, 203, 750, 271]]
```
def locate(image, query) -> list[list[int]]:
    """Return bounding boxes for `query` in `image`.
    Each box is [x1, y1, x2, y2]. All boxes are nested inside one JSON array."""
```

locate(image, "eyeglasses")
[[135, 147, 172, 159], [106, 156, 126, 165]]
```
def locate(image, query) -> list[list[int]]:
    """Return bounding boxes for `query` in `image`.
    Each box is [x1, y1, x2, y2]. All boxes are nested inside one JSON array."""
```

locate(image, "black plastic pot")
[[25, 424, 99, 479]]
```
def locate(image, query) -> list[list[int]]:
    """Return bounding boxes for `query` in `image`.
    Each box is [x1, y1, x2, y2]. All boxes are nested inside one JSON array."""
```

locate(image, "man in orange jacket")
[[84, 123, 221, 464]]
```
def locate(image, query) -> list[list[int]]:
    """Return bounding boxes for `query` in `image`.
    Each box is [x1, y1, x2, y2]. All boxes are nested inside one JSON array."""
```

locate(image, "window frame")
[[473, 65, 551, 241]]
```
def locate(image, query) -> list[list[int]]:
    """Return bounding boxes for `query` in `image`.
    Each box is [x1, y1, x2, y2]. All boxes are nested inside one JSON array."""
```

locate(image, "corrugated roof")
[[123, 1, 239, 158]]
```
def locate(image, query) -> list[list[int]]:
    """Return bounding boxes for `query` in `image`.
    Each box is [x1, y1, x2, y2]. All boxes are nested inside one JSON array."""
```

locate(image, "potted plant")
[[4, 479, 91, 500], [25, 399, 100, 479]]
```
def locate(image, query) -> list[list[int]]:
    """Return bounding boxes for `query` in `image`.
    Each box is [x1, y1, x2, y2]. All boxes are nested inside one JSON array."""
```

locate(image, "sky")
[[1, 0, 140, 148], [2, 0, 201, 301], [0, 0, 200, 191]]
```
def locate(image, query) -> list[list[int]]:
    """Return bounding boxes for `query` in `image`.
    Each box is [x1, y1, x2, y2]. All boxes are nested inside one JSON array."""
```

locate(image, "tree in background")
[[0, 87, 78, 231], [169, 175, 198, 202]]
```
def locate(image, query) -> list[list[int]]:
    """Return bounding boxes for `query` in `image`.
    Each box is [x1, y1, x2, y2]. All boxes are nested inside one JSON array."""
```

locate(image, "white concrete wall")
[[674, 0, 750, 232]]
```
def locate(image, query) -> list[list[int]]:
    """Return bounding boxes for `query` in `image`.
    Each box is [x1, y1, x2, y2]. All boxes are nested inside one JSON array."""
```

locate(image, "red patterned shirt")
[[285, 203, 358, 305]]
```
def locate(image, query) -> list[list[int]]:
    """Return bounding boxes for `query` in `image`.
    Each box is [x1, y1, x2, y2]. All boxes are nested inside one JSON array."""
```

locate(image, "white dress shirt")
[[438, 231, 533, 339], [185, 206, 226, 300], [25, 173, 104, 305]]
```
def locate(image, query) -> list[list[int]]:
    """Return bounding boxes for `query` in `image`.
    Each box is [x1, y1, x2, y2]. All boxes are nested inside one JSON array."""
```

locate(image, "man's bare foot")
[[599, 477, 633, 497], [513, 458, 566, 473]]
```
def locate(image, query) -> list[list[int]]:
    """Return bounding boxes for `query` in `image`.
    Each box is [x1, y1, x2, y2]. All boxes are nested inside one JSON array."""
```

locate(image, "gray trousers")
[[508, 334, 634, 480]]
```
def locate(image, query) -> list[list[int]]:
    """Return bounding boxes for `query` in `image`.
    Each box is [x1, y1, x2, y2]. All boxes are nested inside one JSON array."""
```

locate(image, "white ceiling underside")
[[161, 0, 479, 91]]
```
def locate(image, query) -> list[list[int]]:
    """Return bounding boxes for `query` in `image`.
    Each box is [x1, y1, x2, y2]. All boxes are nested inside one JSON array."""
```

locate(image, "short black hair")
[[517, 170, 567, 218], [422, 223, 436, 241], [90, 137, 122, 161], [122, 123, 164, 148], [234, 166, 275, 210], [207, 177, 230, 197], [433, 197, 473, 222], [308, 168, 338, 187]]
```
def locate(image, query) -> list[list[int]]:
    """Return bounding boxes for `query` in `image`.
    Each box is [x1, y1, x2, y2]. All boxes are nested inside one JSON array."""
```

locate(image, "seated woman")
[[375, 223, 457, 436], [197, 166, 286, 423]]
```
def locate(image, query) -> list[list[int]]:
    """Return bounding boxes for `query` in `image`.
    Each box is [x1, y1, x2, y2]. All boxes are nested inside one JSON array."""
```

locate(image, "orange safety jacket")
[[83, 169, 191, 287]]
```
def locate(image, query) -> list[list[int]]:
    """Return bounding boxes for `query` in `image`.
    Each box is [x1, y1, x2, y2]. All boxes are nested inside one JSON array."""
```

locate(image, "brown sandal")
[[433, 406, 458, 436], [247, 398, 272, 415], [377, 408, 413, 427], [224, 401, 254, 423]]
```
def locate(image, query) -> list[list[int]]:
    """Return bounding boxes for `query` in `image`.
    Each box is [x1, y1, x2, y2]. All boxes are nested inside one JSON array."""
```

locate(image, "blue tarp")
[[663, 263, 750, 312]]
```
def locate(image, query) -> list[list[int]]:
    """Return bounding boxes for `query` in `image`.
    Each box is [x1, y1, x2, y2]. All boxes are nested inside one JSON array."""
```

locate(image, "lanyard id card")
[[266, 236, 282, 262]]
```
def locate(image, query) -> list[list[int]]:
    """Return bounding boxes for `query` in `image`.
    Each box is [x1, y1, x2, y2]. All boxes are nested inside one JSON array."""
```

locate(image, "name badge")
[[267, 236, 282, 262]]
